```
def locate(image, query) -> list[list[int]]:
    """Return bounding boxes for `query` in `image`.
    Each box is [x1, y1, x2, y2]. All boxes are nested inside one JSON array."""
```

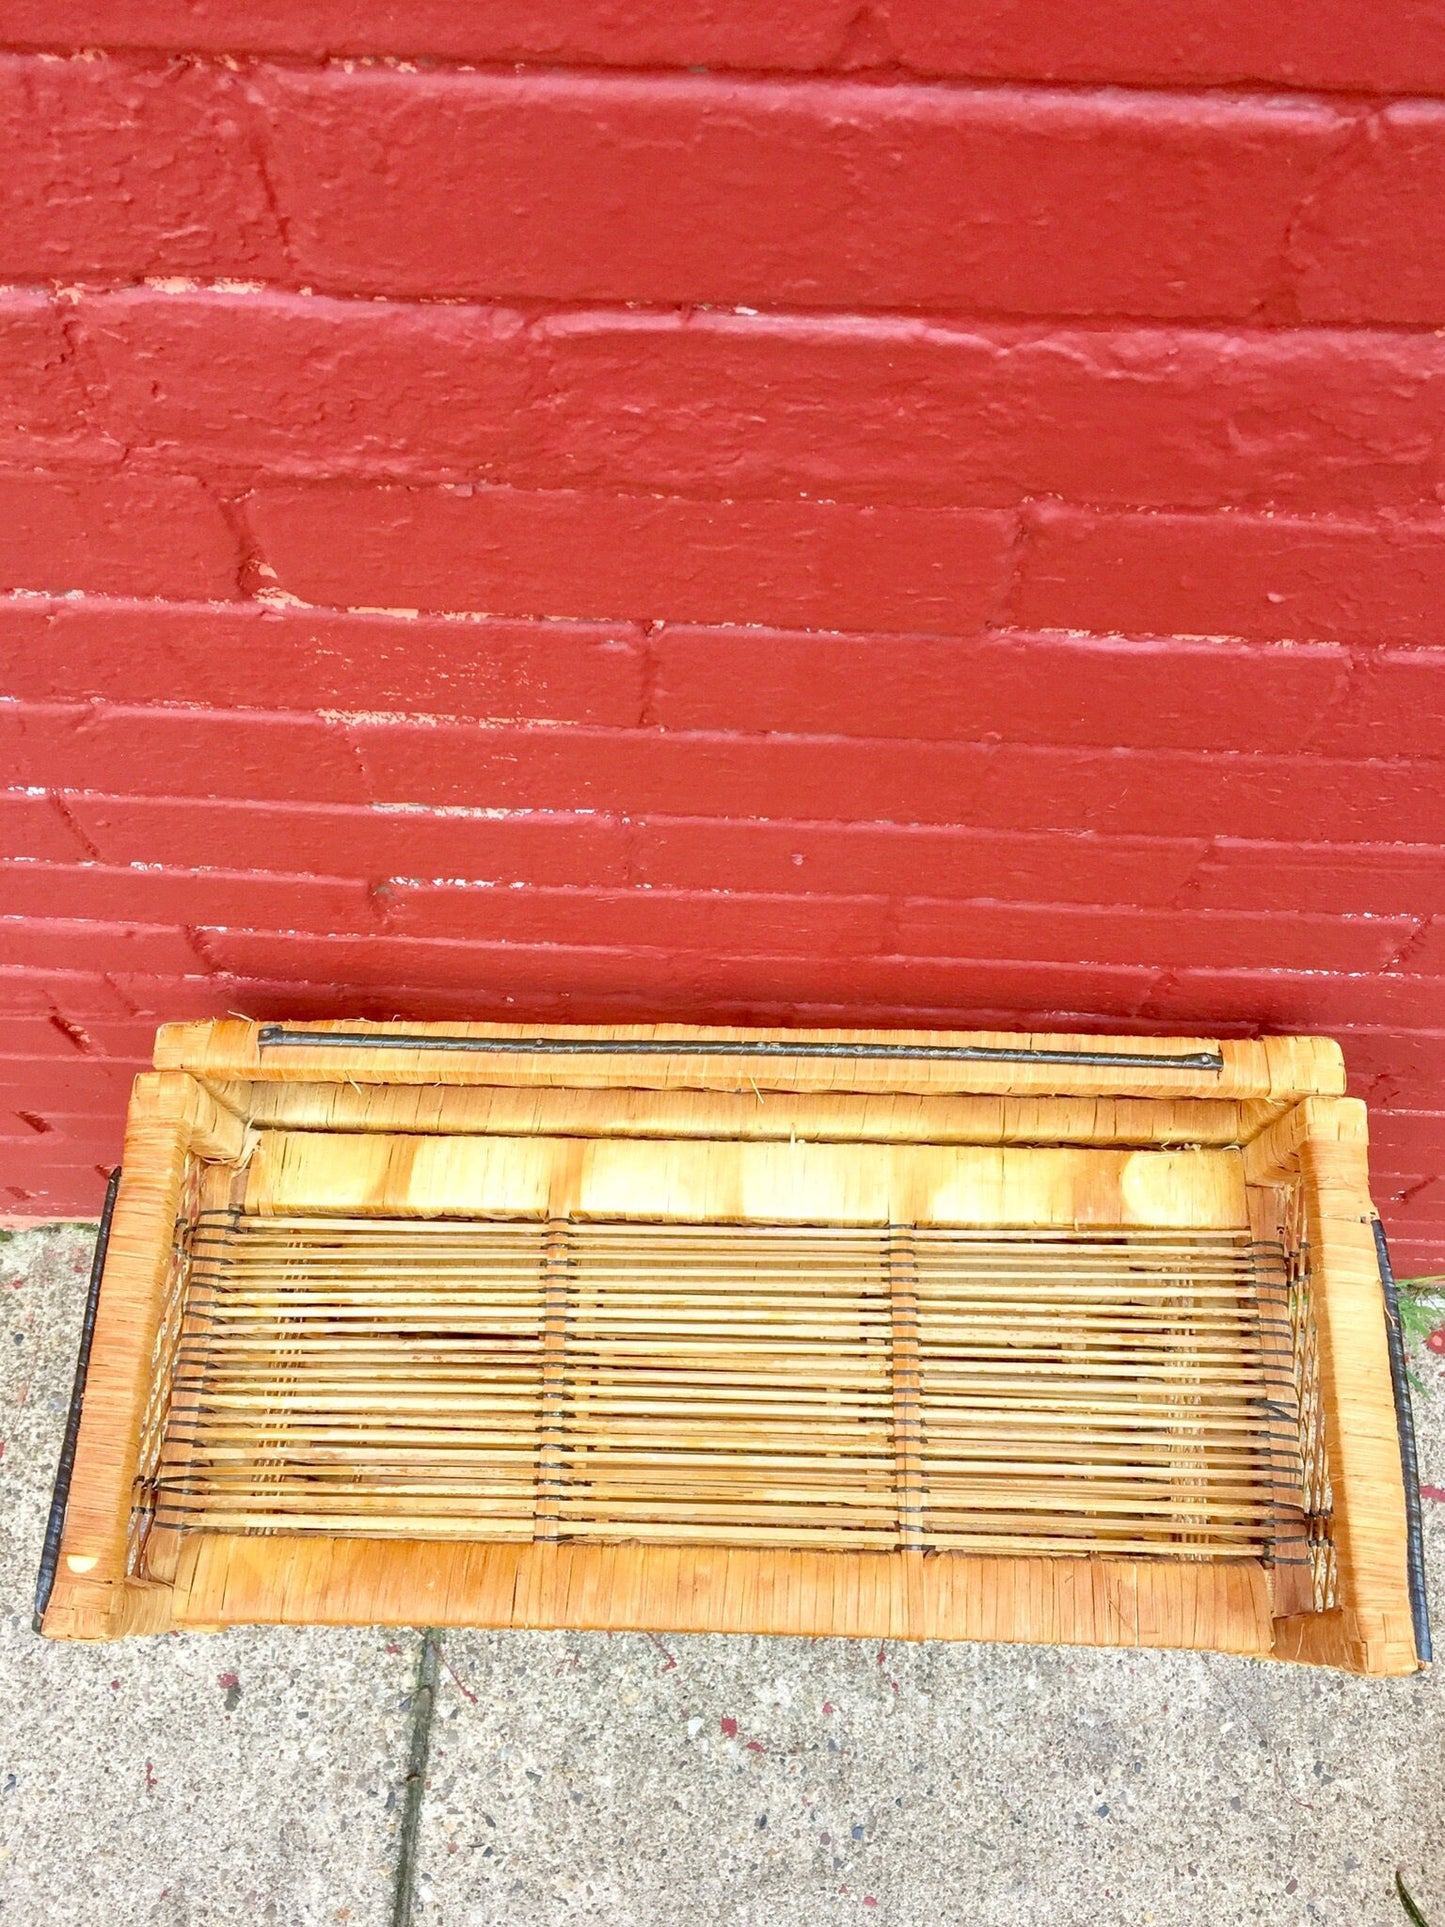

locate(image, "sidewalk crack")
[[391, 1629, 441, 1927]]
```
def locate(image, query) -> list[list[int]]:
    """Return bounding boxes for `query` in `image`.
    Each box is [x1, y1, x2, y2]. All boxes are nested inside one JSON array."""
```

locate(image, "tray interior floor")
[[145, 1213, 1308, 1565]]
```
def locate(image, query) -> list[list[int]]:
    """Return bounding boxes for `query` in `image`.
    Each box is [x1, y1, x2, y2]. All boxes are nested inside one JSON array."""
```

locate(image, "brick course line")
[[390, 1630, 440, 1927], [2, 3, 1445, 97]]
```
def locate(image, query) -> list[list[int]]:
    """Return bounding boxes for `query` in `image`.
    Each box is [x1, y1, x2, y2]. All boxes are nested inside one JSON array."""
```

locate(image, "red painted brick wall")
[[2, 9, 1445, 1271]]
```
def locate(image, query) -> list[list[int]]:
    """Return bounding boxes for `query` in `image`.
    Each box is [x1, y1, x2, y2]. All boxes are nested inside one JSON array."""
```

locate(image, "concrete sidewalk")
[[2, 1222, 1442, 1927]]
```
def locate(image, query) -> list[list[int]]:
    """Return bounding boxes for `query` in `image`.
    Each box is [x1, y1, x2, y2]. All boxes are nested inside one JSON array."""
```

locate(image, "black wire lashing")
[[1373, 1216, 1433, 1666]]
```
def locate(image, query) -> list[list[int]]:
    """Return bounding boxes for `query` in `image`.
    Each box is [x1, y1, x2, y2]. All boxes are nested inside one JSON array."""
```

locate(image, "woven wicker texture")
[[155, 1214, 1293, 1564], [35, 1022, 1419, 1674]]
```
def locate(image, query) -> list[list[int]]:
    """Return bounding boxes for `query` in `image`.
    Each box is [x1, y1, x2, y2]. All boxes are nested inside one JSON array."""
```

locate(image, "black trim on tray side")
[[1372, 1215, 1433, 1666], [33, 1168, 121, 1632], [257, 1026, 1224, 1071]]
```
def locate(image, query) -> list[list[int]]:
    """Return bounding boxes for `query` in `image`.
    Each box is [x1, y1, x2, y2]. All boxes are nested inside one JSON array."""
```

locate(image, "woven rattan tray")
[[36, 1021, 1428, 1674]]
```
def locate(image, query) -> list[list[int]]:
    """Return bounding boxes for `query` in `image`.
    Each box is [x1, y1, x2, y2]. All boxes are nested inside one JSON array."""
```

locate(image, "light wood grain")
[[244, 1132, 1250, 1230]]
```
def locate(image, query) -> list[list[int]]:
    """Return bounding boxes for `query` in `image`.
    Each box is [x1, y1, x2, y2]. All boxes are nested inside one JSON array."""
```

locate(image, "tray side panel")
[[244, 1133, 1249, 1229], [1254, 1102, 1419, 1676], [171, 1535, 1274, 1654], [40, 1073, 245, 1640], [154, 1018, 1347, 1104]]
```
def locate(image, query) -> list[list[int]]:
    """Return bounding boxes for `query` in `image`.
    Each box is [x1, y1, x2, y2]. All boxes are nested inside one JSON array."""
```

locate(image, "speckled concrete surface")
[[0, 1225, 415, 1927], [414, 1601, 1445, 1927], [3, 1221, 1444, 1927]]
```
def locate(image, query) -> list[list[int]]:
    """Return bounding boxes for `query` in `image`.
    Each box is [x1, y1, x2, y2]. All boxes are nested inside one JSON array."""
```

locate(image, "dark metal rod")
[[258, 1027, 1223, 1072], [1372, 1215, 1433, 1666], [33, 1167, 122, 1632]]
